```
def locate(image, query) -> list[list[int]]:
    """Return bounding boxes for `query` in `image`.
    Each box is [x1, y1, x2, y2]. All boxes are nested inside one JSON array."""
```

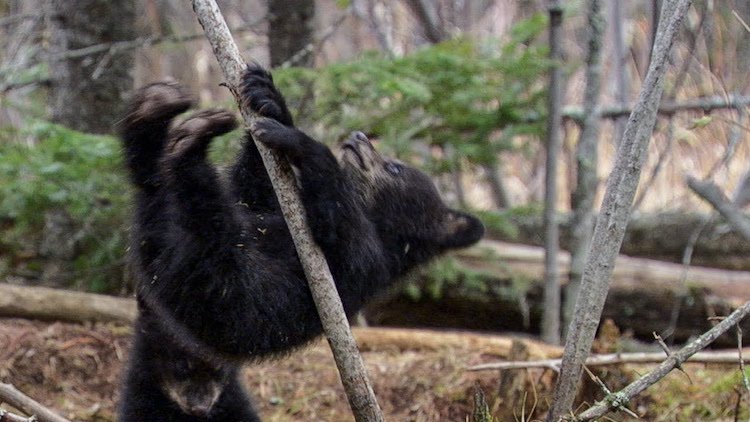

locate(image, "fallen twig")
[[468, 350, 750, 372], [0, 384, 69, 422]]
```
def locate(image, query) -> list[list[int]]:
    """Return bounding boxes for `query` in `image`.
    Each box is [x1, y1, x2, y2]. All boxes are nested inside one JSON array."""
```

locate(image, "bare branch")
[[468, 350, 750, 372], [563, 94, 750, 122], [546, 1, 693, 420], [0, 20, 265, 80], [575, 301, 750, 421], [190, 1, 383, 421], [686, 176, 750, 241], [0, 408, 37, 422], [0, 384, 70, 422]]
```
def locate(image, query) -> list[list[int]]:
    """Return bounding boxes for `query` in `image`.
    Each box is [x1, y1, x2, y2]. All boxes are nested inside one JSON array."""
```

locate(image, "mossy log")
[[364, 240, 750, 347], [489, 212, 750, 270]]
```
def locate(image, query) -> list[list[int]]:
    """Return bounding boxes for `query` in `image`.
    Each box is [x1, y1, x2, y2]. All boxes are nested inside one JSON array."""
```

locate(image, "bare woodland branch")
[[0, 409, 37, 422], [546, 1, 693, 420], [190, 1, 384, 421], [687, 176, 750, 241], [0, 383, 70, 422], [562, 94, 750, 122], [575, 301, 750, 421], [0, 20, 265, 79], [468, 349, 750, 372]]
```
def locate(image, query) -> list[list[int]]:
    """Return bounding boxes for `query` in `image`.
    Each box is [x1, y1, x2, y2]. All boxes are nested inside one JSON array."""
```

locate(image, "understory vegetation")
[[0, 18, 550, 293]]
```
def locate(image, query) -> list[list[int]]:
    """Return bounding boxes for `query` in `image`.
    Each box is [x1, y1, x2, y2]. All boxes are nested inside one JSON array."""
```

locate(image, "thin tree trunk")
[[546, 1, 692, 420], [483, 163, 511, 209], [610, 0, 629, 146], [267, 0, 316, 67], [404, 0, 445, 43], [45, 0, 135, 134], [191, 2, 384, 421], [541, 0, 564, 345], [566, 0, 605, 334]]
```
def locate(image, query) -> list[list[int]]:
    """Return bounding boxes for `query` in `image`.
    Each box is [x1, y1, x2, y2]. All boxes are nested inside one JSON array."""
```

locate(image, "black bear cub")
[[118, 64, 484, 421]]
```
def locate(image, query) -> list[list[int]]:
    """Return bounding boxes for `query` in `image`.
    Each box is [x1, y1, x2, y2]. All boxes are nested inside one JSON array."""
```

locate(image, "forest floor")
[[0, 318, 748, 422]]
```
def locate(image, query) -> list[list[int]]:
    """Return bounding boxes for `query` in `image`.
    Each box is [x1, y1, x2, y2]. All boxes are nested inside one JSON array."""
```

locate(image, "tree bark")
[[267, 0, 315, 67], [190, 2, 383, 421], [547, 1, 692, 420], [542, 0, 564, 345], [404, 0, 445, 43], [45, 0, 135, 134], [567, 0, 604, 335], [609, 0, 629, 146]]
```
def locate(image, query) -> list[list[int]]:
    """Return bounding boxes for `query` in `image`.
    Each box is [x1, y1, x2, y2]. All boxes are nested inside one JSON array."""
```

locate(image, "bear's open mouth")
[[341, 142, 367, 169], [341, 131, 375, 170]]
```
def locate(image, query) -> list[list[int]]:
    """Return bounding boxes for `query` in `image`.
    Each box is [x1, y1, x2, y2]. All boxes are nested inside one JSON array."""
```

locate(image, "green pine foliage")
[[0, 15, 551, 293], [0, 122, 130, 293], [273, 14, 551, 173]]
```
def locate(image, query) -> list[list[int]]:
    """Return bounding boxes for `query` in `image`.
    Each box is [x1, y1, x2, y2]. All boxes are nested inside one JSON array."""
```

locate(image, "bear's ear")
[[438, 210, 485, 249]]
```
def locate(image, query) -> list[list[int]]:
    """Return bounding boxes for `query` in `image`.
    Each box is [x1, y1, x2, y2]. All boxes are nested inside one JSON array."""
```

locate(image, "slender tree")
[[565, 0, 605, 333], [546, 1, 692, 420], [268, 0, 315, 67], [45, 0, 135, 134], [541, 0, 564, 345], [191, 1, 384, 420]]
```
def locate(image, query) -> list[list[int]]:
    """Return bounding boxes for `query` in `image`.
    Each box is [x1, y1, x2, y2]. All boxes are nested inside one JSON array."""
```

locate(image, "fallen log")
[[3, 240, 750, 346], [0, 284, 136, 323], [489, 212, 750, 270], [365, 240, 750, 347], [352, 326, 560, 359]]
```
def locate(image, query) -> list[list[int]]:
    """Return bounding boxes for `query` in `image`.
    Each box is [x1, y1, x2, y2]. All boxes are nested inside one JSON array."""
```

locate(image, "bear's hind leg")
[[162, 109, 239, 238], [120, 82, 193, 189]]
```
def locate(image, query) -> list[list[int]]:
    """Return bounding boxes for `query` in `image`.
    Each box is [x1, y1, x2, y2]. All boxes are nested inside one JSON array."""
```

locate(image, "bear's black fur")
[[117, 64, 484, 421]]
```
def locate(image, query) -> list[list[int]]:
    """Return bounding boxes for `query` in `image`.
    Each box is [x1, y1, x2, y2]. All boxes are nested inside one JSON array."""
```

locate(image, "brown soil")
[[3, 318, 746, 422], [0, 318, 550, 422]]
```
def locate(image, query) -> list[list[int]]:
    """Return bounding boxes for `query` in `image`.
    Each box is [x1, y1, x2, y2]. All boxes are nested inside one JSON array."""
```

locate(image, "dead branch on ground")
[[468, 350, 750, 372], [0, 384, 70, 422], [574, 301, 750, 421]]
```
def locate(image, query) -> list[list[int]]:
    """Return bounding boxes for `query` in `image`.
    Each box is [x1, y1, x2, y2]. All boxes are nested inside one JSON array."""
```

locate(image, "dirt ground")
[[0, 318, 545, 422], [1, 318, 748, 422]]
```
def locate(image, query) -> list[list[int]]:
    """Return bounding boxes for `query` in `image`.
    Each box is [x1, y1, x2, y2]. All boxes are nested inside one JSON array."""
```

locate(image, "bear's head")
[[158, 351, 234, 417], [338, 132, 484, 271]]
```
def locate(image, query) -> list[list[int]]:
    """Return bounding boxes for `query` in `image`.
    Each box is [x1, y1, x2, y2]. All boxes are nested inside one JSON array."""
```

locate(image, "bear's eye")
[[385, 162, 401, 175]]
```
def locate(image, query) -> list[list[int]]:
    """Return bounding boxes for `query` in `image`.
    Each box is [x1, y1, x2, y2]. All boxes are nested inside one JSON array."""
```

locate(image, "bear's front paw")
[[250, 117, 301, 156], [124, 81, 194, 128], [240, 64, 291, 125], [165, 109, 238, 159]]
